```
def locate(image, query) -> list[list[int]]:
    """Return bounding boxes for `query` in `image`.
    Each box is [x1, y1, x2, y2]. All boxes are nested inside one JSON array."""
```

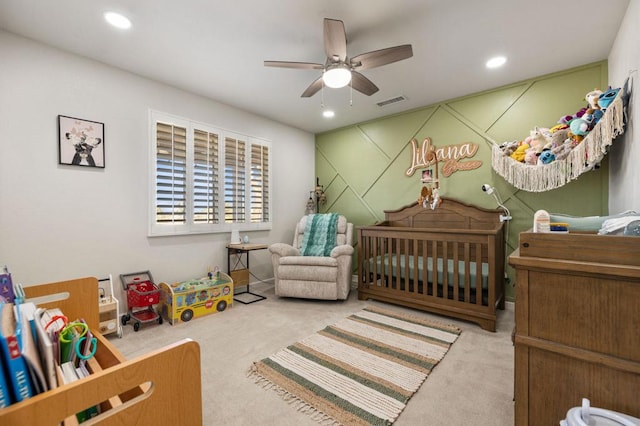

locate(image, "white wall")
[[608, 0, 640, 212], [0, 30, 315, 297]]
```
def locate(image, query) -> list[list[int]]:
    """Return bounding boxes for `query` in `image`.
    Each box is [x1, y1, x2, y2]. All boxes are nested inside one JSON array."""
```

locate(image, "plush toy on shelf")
[[598, 87, 621, 110], [551, 139, 574, 160], [499, 140, 519, 157], [524, 147, 539, 165], [538, 150, 556, 165], [558, 107, 587, 125], [528, 127, 553, 153], [585, 88, 603, 110], [510, 142, 529, 162], [551, 127, 570, 147]]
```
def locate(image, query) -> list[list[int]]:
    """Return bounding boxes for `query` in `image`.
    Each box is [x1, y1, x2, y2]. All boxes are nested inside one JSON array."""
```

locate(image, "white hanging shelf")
[[491, 87, 626, 192]]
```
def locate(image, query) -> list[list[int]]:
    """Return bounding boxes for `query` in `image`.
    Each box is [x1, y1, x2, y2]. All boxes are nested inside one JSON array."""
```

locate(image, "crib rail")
[[357, 224, 505, 331]]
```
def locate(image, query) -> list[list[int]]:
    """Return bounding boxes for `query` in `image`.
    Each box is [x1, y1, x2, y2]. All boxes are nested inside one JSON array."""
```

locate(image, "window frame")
[[148, 110, 272, 237]]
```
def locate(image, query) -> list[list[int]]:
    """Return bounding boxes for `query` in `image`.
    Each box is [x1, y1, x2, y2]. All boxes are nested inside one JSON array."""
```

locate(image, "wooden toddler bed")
[[357, 198, 506, 331]]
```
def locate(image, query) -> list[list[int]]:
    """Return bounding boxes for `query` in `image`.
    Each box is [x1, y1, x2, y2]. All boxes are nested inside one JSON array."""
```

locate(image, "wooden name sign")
[[405, 137, 483, 177]]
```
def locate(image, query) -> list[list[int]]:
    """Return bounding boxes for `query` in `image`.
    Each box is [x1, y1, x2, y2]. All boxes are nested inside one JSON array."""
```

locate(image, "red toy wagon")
[[120, 270, 163, 331]]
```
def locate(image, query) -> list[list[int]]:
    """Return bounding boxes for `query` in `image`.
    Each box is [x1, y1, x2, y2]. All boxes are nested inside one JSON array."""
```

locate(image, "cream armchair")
[[269, 214, 354, 300]]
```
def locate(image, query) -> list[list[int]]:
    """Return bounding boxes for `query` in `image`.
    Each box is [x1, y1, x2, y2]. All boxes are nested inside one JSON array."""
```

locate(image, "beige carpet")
[[110, 281, 515, 425]]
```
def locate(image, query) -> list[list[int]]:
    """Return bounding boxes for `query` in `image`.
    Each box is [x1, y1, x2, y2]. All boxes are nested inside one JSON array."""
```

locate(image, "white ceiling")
[[0, 0, 630, 134]]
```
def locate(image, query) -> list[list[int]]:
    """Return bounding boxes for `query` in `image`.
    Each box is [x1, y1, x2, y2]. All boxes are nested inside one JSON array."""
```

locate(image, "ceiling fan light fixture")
[[323, 66, 352, 88]]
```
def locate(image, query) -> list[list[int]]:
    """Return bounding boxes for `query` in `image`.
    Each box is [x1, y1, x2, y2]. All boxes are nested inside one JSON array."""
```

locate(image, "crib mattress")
[[368, 254, 489, 290]]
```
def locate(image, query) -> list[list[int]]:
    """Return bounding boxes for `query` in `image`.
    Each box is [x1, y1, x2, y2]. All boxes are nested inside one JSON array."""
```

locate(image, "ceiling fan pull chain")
[[350, 83, 353, 107]]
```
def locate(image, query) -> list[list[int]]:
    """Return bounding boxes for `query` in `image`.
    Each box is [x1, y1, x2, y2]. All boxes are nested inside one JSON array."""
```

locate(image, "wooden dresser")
[[509, 231, 640, 426]]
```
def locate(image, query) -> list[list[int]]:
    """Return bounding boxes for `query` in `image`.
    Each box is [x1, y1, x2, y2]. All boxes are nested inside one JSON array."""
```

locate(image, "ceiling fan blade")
[[351, 44, 413, 70], [264, 61, 324, 70], [323, 18, 347, 62], [301, 76, 324, 98], [351, 71, 379, 96]]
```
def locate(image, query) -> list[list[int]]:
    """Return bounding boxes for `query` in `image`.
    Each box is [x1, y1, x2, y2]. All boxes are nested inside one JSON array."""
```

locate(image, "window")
[[149, 111, 271, 236]]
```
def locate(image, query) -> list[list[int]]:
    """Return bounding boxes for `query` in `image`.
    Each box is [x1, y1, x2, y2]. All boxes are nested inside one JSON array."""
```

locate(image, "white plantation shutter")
[[250, 142, 269, 223], [156, 122, 186, 224], [193, 129, 219, 224], [224, 136, 246, 223], [150, 111, 271, 236]]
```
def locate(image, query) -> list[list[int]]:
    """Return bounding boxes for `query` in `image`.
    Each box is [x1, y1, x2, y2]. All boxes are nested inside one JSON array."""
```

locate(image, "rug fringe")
[[248, 364, 341, 425]]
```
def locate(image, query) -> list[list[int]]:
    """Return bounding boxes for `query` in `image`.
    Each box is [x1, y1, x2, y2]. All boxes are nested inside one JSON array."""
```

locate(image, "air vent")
[[376, 95, 407, 107]]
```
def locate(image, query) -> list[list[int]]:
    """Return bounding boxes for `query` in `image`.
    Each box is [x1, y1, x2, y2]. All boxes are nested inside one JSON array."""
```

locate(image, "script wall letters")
[[406, 137, 483, 177]]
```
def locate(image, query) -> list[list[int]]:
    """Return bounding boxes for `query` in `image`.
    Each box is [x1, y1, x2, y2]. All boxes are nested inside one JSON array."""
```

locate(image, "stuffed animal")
[[549, 123, 568, 133], [417, 186, 432, 207], [570, 117, 590, 136], [429, 188, 441, 210], [529, 127, 552, 153], [551, 128, 571, 148], [585, 89, 603, 110], [567, 131, 584, 146], [538, 150, 556, 165], [510, 143, 529, 162], [558, 107, 587, 125], [581, 108, 604, 128], [598, 87, 621, 110], [524, 147, 538, 165], [551, 139, 574, 160], [499, 140, 519, 156]]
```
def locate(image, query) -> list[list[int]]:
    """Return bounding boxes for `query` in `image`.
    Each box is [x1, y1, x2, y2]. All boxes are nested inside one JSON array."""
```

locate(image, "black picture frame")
[[58, 115, 105, 168]]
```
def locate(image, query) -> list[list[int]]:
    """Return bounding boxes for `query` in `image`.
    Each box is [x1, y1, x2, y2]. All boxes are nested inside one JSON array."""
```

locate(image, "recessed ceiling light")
[[104, 12, 132, 29], [323, 110, 335, 118], [486, 56, 507, 69]]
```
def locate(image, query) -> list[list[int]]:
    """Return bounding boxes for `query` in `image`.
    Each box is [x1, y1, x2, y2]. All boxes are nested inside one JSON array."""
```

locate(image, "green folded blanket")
[[300, 213, 339, 256]]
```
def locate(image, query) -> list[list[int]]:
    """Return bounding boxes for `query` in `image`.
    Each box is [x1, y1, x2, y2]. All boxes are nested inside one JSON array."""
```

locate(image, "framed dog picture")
[[58, 115, 105, 168]]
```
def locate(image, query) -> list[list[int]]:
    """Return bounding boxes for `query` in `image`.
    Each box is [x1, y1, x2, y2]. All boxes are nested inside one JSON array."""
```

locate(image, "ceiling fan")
[[264, 18, 413, 98]]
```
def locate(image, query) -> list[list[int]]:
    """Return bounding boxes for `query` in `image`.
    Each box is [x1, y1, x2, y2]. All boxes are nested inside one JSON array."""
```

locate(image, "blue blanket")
[[300, 213, 339, 256]]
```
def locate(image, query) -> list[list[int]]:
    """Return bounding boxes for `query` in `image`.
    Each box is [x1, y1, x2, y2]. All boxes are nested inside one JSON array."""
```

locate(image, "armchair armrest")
[[330, 244, 354, 258], [269, 243, 299, 257]]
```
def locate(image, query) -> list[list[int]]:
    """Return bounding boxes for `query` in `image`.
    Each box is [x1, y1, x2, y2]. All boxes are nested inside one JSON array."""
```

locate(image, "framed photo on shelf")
[[420, 169, 433, 183], [58, 115, 105, 168]]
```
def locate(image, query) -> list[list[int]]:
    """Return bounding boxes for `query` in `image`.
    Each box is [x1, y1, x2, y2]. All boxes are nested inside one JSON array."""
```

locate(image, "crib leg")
[[480, 320, 496, 332], [498, 295, 506, 310]]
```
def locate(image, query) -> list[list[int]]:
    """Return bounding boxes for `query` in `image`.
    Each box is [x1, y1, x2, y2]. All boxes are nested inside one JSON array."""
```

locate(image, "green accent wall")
[[316, 61, 610, 301]]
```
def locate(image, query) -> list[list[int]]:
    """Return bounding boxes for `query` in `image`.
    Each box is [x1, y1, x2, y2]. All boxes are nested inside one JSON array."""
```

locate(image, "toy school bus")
[[159, 273, 233, 324]]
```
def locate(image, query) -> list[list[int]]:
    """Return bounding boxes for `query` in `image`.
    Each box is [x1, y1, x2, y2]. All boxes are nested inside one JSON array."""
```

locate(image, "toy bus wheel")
[[181, 309, 194, 322], [217, 300, 227, 312], [133, 322, 140, 332]]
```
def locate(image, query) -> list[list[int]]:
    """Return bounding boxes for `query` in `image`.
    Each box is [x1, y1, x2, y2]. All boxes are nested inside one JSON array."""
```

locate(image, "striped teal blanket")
[[300, 213, 339, 256]]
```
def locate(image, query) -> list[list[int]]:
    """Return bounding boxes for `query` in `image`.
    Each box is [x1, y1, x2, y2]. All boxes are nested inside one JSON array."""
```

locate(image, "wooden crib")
[[357, 198, 506, 331]]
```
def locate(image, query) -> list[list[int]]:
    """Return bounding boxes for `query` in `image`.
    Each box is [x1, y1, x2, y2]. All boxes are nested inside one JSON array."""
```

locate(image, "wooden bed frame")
[[0, 277, 202, 425], [357, 198, 506, 331]]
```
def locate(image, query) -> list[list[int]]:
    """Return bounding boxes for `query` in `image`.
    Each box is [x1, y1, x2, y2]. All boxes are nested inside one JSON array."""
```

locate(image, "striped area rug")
[[249, 306, 461, 425]]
